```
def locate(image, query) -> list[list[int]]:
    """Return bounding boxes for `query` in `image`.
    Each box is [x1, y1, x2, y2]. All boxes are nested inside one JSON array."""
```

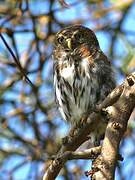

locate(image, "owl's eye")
[[57, 36, 65, 44], [74, 33, 84, 40]]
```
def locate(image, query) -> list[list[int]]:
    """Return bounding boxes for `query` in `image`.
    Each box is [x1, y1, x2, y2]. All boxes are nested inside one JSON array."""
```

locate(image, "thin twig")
[[0, 33, 37, 91]]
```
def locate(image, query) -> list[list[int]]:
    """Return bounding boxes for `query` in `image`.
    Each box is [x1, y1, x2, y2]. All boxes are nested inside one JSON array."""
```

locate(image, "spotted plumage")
[[53, 25, 115, 144]]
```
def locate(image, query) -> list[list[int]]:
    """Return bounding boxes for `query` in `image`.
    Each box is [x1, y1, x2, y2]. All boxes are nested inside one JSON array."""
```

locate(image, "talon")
[[80, 115, 87, 124]]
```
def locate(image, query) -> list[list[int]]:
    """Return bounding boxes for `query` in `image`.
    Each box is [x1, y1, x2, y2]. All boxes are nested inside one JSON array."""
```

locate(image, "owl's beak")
[[66, 38, 72, 49]]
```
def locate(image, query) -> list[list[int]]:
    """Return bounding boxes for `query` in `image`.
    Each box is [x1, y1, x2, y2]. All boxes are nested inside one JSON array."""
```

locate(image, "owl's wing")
[[95, 50, 116, 103]]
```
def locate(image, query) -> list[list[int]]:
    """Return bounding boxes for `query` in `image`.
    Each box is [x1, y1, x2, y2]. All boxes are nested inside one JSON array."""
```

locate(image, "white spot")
[[60, 64, 74, 84], [81, 57, 88, 69], [81, 58, 90, 78]]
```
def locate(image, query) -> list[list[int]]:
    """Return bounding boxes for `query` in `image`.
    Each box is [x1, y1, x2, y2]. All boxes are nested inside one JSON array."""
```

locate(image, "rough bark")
[[92, 73, 135, 180], [43, 72, 135, 180]]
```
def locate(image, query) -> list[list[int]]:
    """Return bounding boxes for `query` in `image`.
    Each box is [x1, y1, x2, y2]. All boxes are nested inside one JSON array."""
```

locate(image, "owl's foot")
[[68, 119, 87, 137], [62, 115, 91, 145], [62, 127, 78, 145], [79, 115, 88, 128]]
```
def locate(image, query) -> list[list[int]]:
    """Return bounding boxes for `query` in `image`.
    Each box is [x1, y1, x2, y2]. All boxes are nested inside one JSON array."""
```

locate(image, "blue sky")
[[0, 0, 135, 180]]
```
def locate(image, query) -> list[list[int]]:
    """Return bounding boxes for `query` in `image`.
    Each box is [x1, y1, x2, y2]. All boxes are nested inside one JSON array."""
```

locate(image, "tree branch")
[[43, 72, 135, 180], [91, 72, 135, 180]]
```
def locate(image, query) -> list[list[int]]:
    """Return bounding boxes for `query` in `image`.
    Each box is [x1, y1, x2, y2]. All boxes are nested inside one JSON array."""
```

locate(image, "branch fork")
[[43, 72, 135, 180]]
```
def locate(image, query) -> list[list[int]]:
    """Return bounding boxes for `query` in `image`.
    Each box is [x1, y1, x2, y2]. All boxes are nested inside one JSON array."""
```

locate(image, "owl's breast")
[[54, 56, 99, 123], [60, 63, 75, 85], [59, 55, 94, 84]]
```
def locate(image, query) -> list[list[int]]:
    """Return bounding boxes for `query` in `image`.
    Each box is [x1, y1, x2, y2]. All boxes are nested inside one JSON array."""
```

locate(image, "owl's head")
[[54, 25, 99, 51]]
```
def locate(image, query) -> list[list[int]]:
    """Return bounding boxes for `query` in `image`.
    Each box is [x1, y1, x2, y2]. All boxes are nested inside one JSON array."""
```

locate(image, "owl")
[[53, 25, 115, 144]]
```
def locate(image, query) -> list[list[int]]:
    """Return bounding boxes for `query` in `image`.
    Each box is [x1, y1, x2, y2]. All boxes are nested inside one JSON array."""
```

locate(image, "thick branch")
[[43, 72, 135, 180], [92, 73, 135, 180]]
